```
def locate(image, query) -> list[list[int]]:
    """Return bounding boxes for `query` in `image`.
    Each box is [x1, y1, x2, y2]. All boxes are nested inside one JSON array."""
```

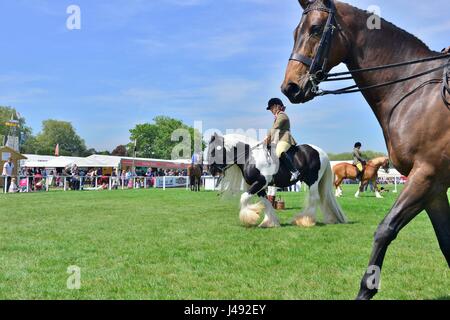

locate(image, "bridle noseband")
[[289, 1, 338, 92]]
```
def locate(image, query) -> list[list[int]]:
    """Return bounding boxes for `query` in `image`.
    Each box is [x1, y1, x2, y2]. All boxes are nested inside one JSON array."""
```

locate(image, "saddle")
[[286, 145, 299, 162]]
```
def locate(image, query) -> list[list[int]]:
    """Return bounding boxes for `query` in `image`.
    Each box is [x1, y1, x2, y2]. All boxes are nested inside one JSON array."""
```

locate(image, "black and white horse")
[[208, 133, 347, 227]]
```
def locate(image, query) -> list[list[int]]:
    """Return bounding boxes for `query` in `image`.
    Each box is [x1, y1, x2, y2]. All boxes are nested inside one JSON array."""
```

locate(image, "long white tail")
[[319, 160, 348, 224]]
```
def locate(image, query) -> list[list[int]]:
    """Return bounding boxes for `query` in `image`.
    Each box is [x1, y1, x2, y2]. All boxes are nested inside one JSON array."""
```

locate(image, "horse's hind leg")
[[426, 190, 450, 267], [292, 182, 319, 227]]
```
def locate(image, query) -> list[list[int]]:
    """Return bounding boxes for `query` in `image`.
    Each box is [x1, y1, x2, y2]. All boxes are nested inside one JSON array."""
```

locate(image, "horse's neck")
[[338, 3, 439, 140], [369, 158, 383, 168]]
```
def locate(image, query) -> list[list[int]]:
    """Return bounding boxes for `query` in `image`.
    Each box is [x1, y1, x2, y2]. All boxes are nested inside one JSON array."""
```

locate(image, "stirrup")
[[290, 171, 300, 182]]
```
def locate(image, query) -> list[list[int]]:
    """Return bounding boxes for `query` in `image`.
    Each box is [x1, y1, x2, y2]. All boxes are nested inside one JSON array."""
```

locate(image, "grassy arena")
[[0, 186, 449, 300]]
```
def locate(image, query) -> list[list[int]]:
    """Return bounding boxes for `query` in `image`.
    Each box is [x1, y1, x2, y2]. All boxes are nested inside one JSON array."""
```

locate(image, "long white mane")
[[223, 133, 260, 151]]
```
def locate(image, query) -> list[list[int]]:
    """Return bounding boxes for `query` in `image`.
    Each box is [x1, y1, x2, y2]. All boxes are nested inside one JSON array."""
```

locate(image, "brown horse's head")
[[281, 0, 349, 103], [381, 157, 390, 174]]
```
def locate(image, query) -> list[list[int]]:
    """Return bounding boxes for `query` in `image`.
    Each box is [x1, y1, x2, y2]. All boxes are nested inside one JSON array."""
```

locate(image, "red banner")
[[121, 159, 188, 169]]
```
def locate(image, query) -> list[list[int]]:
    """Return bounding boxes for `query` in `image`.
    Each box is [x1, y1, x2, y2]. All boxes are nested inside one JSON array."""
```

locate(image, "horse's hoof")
[[292, 216, 316, 228], [258, 221, 280, 228], [356, 289, 377, 300]]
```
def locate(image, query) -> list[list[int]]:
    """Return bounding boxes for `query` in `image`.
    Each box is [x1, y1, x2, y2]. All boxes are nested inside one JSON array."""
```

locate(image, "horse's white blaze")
[[355, 190, 360, 198], [375, 191, 383, 199]]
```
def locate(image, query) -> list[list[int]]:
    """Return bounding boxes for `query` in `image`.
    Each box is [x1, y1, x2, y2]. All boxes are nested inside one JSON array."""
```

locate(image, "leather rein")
[[289, 1, 450, 107]]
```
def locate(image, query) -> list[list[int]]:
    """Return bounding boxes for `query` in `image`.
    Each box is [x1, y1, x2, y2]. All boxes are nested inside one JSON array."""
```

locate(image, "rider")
[[353, 142, 367, 181], [264, 98, 300, 182], [191, 151, 203, 172]]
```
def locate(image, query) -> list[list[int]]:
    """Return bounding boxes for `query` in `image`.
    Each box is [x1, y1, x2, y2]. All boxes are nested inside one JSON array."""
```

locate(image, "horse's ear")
[[298, 0, 314, 9]]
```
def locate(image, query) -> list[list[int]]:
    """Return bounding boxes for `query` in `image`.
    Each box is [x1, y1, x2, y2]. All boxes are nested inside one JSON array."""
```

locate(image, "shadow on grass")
[[431, 296, 450, 300], [279, 221, 359, 228]]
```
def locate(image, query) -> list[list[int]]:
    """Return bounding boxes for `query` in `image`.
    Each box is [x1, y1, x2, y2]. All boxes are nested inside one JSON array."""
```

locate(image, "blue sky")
[[0, 0, 448, 153]]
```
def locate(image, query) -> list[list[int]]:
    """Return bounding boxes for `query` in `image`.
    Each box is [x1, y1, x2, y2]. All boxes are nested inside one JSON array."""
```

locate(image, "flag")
[[55, 144, 60, 157]]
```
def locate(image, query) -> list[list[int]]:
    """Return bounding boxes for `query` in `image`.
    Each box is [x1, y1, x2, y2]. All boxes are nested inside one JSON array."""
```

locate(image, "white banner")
[[154, 176, 188, 188]]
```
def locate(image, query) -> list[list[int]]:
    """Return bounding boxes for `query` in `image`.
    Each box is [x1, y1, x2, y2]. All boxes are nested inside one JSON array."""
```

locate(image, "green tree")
[[112, 145, 128, 156], [21, 136, 39, 154], [83, 148, 97, 157], [34, 120, 87, 156], [328, 150, 387, 161], [129, 116, 204, 159]]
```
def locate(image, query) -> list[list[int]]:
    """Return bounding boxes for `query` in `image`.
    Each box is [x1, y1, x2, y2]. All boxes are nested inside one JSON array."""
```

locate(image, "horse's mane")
[[223, 134, 260, 152], [219, 134, 261, 198], [337, 1, 432, 52], [368, 156, 388, 165]]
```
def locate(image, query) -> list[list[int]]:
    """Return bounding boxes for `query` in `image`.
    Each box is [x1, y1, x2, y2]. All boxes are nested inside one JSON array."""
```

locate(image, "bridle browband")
[[289, 0, 450, 108], [289, 0, 339, 89]]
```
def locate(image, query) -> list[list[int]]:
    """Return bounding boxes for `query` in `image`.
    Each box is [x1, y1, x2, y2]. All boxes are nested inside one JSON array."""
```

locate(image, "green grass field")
[[0, 185, 449, 300]]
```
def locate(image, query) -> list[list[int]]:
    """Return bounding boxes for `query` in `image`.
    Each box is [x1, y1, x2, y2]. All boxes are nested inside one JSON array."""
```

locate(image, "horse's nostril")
[[283, 82, 301, 96]]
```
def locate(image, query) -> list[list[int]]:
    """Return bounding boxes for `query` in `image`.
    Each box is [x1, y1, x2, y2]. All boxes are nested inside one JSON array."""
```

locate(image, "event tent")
[[22, 154, 191, 170]]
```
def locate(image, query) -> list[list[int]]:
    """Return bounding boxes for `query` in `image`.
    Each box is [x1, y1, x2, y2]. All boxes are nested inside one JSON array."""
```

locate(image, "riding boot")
[[356, 170, 362, 182], [357, 165, 364, 181], [280, 152, 300, 182]]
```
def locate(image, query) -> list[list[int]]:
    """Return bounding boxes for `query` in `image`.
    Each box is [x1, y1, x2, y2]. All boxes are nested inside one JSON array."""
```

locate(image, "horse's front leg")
[[355, 180, 367, 198], [374, 179, 383, 199], [257, 188, 281, 228], [335, 177, 344, 197], [426, 191, 450, 267], [239, 176, 280, 228], [356, 167, 434, 300]]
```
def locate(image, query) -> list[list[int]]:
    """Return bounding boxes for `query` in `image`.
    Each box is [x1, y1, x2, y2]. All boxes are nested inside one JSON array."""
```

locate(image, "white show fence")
[[1, 175, 221, 193], [2, 173, 403, 194]]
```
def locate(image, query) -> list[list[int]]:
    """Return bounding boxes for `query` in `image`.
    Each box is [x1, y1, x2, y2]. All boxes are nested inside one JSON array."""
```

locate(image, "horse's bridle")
[[289, 0, 450, 107], [289, 0, 338, 90]]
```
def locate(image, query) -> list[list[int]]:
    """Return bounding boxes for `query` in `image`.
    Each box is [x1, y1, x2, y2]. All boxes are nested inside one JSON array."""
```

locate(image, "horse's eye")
[[310, 25, 323, 36]]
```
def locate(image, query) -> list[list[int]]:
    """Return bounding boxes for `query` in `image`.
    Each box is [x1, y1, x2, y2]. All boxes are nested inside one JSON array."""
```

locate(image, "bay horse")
[[188, 164, 202, 192], [282, 0, 450, 299], [207, 133, 347, 228], [333, 157, 390, 198]]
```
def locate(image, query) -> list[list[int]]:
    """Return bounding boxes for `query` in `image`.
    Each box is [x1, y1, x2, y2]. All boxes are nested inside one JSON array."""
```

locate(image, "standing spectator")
[[2, 157, 14, 193], [125, 169, 132, 188], [8, 178, 19, 193], [145, 168, 153, 188]]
